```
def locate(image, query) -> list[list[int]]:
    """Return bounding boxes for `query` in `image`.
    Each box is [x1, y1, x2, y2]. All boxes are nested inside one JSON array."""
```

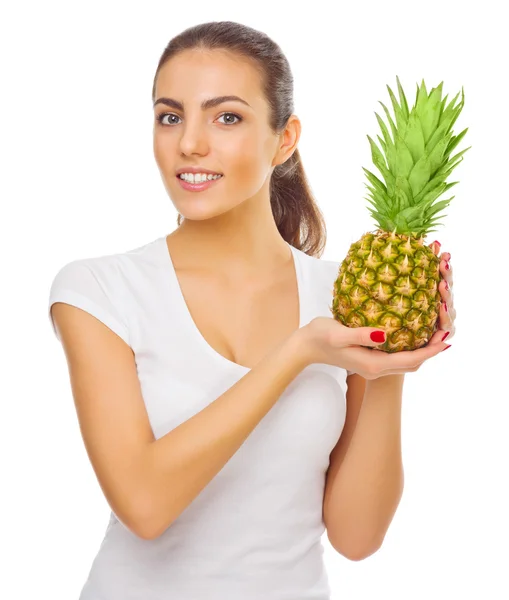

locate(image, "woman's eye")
[[217, 113, 241, 125], [157, 112, 242, 126], [158, 114, 180, 126]]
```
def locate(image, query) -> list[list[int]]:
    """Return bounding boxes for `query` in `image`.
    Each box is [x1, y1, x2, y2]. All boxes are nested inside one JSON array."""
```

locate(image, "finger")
[[428, 328, 452, 345], [439, 299, 454, 331], [331, 321, 388, 349], [429, 240, 441, 256], [440, 253, 453, 288], [350, 326, 388, 348], [377, 337, 449, 371], [437, 259, 455, 324], [343, 341, 440, 378], [439, 277, 453, 305]]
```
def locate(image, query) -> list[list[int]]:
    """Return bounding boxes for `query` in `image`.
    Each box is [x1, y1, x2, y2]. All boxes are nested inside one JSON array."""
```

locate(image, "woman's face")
[[153, 49, 287, 222]]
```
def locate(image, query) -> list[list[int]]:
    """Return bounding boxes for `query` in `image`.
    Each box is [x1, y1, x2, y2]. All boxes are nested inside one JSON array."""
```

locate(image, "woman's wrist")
[[287, 325, 316, 369]]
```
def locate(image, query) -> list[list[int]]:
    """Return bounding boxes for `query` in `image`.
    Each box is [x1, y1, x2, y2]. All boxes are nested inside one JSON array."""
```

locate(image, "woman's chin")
[[177, 204, 226, 222]]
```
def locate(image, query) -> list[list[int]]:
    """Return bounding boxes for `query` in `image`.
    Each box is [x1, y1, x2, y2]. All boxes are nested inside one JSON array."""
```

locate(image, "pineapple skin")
[[330, 229, 442, 353]]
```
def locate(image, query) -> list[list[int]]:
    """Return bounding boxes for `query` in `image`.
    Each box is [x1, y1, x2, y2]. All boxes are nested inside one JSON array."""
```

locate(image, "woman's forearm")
[[326, 374, 405, 556], [140, 332, 309, 539]]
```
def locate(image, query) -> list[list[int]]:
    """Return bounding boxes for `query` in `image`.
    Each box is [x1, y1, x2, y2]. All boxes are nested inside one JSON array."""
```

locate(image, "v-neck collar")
[[158, 235, 305, 371]]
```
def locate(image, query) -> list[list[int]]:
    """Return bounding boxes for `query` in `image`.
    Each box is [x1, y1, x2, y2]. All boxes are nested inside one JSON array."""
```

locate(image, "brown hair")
[[151, 21, 327, 258]]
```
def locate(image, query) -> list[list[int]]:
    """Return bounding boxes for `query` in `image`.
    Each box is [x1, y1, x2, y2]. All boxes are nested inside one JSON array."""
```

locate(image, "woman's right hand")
[[298, 317, 450, 379]]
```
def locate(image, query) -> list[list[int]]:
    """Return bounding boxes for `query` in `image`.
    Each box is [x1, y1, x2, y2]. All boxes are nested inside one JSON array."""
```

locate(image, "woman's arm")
[[53, 300, 310, 542], [324, 374, 405, 559], [142, 331, 309, 539]]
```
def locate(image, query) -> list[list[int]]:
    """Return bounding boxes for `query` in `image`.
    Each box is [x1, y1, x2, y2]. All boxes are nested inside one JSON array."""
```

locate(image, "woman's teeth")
[[178, 173, 223, 183]]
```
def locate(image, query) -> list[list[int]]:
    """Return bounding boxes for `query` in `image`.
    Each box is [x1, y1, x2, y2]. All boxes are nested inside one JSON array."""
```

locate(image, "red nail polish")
[[442, 344, 452, 352], [444, 302, 448, 312], [370, 331, 386, 343], [445, 261, 450, 270], [432, 240, 441, 248], [441, 331, 450, 342]]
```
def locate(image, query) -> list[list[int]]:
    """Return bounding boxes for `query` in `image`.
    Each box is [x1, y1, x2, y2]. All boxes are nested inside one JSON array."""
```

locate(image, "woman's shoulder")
[[48, 236, 164, 345]]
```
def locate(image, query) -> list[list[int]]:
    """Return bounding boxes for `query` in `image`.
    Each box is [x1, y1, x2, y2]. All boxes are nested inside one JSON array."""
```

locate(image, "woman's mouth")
[[176, 174, 224, 192]]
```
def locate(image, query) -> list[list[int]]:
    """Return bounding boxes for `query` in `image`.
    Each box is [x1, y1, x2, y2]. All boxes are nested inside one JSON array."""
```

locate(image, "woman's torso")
[[49, 234, 348, 600]]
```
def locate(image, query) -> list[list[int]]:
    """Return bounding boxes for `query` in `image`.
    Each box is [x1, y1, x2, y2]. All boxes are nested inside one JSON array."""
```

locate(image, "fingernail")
[[445, 281, 449, 291], [444, 302, 448, 312], [445, 261, 450, 270], [441, 331, 450, 342], [370, 331, 386, 343], [432, 240, 441, 248], [442, 344, 452, 352]]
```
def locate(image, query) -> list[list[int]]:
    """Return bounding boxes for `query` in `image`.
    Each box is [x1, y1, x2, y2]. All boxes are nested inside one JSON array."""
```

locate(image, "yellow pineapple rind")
[[330, 229, 443, 353]]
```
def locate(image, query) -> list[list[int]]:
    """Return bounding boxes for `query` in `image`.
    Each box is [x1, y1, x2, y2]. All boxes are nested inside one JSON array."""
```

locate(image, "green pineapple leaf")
[[386, 84, 408, 135], [367, 135, 395, 195], [418, 183, 449, 211], [397, 176, 414, 207], [447, 88, 465, 133], [426, 197, 454, 218], [402, 111, 426, 164], [375, 113, 396, 173], [413, 174, 448, 204], [435, 154, 468, 180], [426, 91, 463, 152], [378, 101, 398, 143], [394, 134, 415, 179], [400, 204, 427, 222], [377, 135, 387, 155], [444, 127, 468, 158], [365, 184, 388, 209], [443, 181, 459, 193], [362, 169, 392, 213], [422, 216, 447, 230], [414, 79, 430, 141], [365, 196, 383, 214], [362, 167, 388, 193], [428, 83, 445, 131], [437, 146, 472, 174], [396, 75, 410, 120], [428, 134, 453, 175], [375, 112, 394, 147], [419, 82, 444, 145], [408, 152, 431, 197], [366, 206, 388, 226], [394, 177, 412, 213]]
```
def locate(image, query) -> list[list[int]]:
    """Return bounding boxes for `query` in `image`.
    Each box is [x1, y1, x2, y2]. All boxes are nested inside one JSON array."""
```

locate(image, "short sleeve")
[[48, 260, 130, 347]]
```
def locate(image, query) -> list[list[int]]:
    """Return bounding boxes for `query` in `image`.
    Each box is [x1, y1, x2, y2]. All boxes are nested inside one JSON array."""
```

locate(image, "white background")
[[2, 0, 508, 598]]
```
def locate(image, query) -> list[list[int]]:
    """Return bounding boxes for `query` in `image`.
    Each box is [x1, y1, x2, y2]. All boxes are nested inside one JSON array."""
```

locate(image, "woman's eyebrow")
[[153, 95, 252, 110]]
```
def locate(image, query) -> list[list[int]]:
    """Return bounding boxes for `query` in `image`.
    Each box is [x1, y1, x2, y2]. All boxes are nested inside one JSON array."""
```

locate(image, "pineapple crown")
[[363, 76, 471, 238]]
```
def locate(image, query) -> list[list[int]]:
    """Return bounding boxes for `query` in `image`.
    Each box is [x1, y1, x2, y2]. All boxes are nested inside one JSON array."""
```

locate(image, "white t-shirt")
[[48, 234, 351, 600]]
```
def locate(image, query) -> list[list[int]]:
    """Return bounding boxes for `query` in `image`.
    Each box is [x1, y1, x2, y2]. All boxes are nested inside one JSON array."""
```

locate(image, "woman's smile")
[[176, 173, 224, 192]]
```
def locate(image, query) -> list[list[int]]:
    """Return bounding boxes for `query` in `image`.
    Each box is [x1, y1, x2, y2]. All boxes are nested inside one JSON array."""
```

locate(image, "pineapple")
[[331, 77, 470, 353]]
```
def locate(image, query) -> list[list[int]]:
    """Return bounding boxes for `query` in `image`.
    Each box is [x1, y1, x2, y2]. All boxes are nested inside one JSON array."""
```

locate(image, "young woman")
[[48, 20, 455, 600]]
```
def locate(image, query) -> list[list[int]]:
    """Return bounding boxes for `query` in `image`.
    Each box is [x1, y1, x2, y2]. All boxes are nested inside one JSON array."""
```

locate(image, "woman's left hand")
[[429, 240, 456, 344]]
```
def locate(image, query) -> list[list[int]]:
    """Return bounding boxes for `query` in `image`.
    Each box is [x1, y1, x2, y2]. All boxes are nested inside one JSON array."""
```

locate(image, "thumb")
[[349, 326, 387, 347]]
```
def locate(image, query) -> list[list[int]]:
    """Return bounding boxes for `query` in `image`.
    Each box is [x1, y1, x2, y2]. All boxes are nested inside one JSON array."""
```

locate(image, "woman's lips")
[[176, 175, 224, 192]]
